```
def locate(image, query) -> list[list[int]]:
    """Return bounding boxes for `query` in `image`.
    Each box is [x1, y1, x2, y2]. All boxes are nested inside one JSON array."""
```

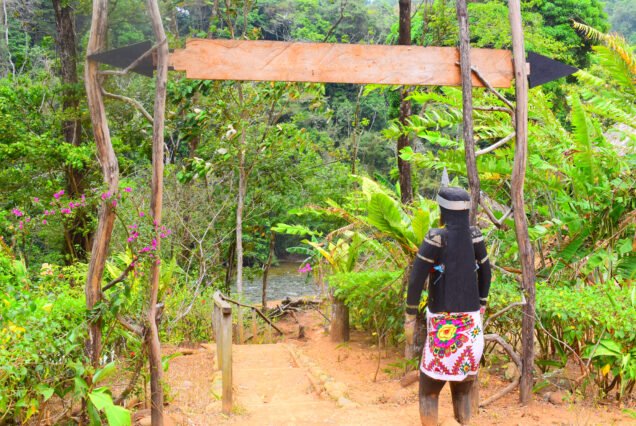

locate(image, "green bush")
[[328, 270, 404, 345], [486, 277, 636, 398], [0, 251, 85, 422]]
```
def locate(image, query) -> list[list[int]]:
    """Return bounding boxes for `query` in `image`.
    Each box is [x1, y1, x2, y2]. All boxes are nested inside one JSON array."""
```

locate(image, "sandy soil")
[[159, 308, 635, 426]]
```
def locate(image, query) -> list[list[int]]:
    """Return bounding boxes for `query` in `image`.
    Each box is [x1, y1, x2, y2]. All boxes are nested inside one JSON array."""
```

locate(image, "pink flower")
[[42, 219, 47, 225], [25, 218, 30, 223], [33, 197, 39, 203], [53, 190, 64, 200], [112, 200, 117, 207], [101, 191, 111, 200], [50, 210, 55, 215], [128, 224, 138, 230], [124, 187, 132, 193], [18, 221, 23, 230], [127, 236, 135, 243], [12, 209, 23, 217], [156, 259, 161, 265], [139, 211, 145, 218], [61, 208, 71, 214], [298, 263, 312, 273]]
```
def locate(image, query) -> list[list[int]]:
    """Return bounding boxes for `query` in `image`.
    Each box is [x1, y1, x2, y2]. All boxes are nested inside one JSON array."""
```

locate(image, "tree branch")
[[484, 291, 526, 329], [322, 0, 348, 42], [102, 89, 154, 123], [470, 65, 514, 111], [479, 199, 513, 229], [480, 333, 522, 407], [221, 295, 284, 335], [102, 260, 137, 292], [114, 356, 145, 405], [475, 132, 515, 156]]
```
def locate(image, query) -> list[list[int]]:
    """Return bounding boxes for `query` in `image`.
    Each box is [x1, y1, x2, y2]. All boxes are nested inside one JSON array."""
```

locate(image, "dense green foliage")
[[0, 0, 634, 422]]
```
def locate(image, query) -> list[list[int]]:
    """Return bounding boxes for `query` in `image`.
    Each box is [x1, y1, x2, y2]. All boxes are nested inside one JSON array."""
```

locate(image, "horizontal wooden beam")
[[169, 39, 514, 87]]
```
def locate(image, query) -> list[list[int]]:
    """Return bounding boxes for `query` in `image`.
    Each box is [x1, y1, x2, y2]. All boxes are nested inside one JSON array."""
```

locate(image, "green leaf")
[[87, 401, 102, 426], [93, 361, 117, 385], [104, 405, 131, 426], [73, 376, 89, 398], [88, 388, 113, 411], [162, 352, 183, 372], [35, 384, 54, 401]]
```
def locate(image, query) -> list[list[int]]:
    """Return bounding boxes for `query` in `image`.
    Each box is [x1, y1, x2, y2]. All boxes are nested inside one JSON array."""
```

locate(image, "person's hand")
[[404, 314, 416, 345], [479, 305, 486, 322]]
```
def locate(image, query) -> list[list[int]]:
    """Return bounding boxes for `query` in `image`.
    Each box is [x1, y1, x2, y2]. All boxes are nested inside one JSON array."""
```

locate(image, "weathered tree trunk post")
[[507, 0, 536, 405], [330, 296, 350, 342], [455, 0, 482, 411], [397, 0, 413, 204], [145, 0, 169, 423], [261, 232, 275, 309], [456, 0, 481, 224], [84, 0, 119, 370]]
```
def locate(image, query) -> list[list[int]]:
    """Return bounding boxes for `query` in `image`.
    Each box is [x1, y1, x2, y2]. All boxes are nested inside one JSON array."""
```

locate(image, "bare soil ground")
[[158, 309, 634, 426]]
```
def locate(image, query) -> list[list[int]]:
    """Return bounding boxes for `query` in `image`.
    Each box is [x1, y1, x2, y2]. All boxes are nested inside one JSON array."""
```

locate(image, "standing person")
[[404, 186, 492, 426]]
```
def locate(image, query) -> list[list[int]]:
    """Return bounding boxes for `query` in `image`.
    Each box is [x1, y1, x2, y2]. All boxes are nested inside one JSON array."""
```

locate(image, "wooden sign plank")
[[169, 39, 514, 88]]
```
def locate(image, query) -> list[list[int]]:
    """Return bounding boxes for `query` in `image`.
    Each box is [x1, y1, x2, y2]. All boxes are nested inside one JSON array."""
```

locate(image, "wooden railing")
[[212, 290, 232, 414]]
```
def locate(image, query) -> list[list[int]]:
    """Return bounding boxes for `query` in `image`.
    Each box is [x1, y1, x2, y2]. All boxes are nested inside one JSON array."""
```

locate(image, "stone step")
[[233, 343, 296, 369], [231, 400, 344, 426], [235, 366, 315, 406]]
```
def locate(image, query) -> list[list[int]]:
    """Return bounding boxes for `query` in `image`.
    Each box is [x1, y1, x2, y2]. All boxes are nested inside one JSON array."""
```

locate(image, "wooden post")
[[145, 1, 169, 423], [456, 0, 481, 411], [456, 0, 481, 224], [330, 297, 350, 342], [397, 0, 413, 204], [237, 305, 244, 344], [214, 304, 222, 370], [221, 308, 233, 414], [251, 309, 257, 341], [213, 291, 233, 414], [507, 0, 536, 405], [84, 0, 119, 370], [266, 323, 272, 343]]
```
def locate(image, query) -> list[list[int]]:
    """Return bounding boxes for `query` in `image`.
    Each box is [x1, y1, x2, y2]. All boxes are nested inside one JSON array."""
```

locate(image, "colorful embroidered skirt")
[[420, 309, 484, 381]]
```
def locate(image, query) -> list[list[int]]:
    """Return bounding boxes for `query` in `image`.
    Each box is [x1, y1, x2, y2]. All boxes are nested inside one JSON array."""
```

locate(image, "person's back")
[[404, 186, 492, 425]]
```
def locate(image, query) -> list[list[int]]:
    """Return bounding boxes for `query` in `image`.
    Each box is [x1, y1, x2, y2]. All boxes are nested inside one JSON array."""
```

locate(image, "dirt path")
[[159, 310, 634, 426]]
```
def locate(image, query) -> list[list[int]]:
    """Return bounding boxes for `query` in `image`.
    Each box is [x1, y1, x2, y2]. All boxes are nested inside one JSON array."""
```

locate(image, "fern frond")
[[572, 21, 636, 77]]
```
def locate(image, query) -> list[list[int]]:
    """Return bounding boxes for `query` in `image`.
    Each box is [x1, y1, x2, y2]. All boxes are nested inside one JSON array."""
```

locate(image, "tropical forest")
[[0, 0, 634, 425]]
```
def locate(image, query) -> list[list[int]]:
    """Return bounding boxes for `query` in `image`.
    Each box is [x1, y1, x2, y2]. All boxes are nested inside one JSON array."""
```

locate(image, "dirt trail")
[[159, 310, 634, 426]]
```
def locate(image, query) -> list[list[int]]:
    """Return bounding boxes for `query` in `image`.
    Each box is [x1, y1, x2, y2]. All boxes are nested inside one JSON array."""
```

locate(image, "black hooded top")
[[406, 187, 492, 314]]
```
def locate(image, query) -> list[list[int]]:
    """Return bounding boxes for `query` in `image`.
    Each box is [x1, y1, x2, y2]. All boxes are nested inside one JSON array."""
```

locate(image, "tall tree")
[[52, 0, 91, 261], [84, 0, 119, 370], [397, 0, 413, 204]]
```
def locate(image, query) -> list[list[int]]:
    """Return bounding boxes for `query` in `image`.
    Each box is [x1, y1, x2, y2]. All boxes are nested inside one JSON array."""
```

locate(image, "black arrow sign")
[[87, 41, 155, 77], [527, 51, 579, 88]]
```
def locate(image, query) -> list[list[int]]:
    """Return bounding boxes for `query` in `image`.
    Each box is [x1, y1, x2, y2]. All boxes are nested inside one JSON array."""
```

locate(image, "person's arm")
[[405, 231, 441, 345], [406, 234, 441, 315], [472, 227, 492, 314]]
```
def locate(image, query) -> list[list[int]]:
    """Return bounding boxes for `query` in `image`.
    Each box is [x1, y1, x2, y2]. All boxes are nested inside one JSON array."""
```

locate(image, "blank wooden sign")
[[170, 39, 514, 88]]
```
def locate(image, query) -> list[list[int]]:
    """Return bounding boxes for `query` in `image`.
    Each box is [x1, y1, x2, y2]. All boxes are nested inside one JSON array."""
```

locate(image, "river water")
[[230, 262, 321, 304]]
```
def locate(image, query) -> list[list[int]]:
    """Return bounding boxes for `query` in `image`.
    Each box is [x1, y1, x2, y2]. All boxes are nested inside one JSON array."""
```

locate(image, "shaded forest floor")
[[152, 308, 634, 426]]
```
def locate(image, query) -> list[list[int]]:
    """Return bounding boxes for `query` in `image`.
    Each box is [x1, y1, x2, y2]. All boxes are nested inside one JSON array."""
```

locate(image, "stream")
[[230, 262, 321, 304]]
